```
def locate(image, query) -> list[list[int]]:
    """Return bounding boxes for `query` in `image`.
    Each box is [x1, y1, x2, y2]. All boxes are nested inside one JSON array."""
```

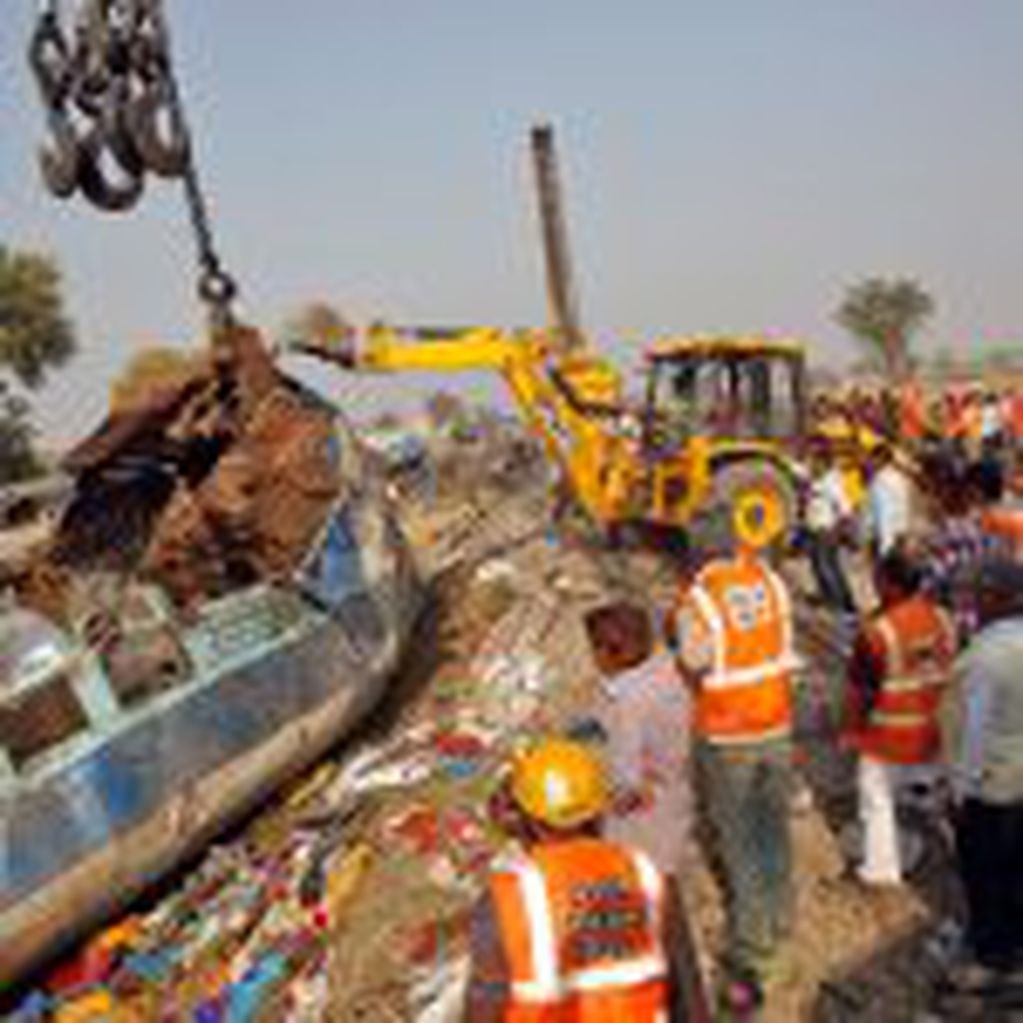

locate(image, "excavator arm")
[[294, 323, 634, 524]]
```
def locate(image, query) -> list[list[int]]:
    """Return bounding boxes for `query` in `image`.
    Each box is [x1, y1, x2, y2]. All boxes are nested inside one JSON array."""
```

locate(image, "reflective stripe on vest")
[[688, 557, 798, 742], [873, 615, 949, 702], [507, 857, 560, 1001], [499, 845, 667, 1006], [858, 602, 953, 763], [689, 580, 799, 688]]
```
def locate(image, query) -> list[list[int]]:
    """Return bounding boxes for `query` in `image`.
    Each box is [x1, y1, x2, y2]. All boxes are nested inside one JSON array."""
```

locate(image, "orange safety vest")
[[982, 506, 1023, 560], [489, 838, 668, 1022], [899, 383, 925, 440], [851, 596, 955, 764], [1009, 393, 1023, 440], [685, 555, 797, 744], [945, 391, 968, 439]]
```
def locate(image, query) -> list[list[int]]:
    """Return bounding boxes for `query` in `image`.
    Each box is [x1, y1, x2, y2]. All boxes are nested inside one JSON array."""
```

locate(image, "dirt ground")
[[315, 477, 1023, 1022]]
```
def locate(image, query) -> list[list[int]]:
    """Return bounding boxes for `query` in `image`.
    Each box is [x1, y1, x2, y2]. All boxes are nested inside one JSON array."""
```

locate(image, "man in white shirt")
[[979, 391, 1004, 447], [862, 445, 913, 560], [586, 601, 695, 876], [805, 444, 857, 613]]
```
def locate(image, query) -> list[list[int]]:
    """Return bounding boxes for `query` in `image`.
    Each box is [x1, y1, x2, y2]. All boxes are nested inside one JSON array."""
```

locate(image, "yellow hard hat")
[[509, 737, 608, 830]]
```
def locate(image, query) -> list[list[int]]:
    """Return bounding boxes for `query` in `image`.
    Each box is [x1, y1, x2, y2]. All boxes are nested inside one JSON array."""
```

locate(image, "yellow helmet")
[[509, 737, 608, 830]]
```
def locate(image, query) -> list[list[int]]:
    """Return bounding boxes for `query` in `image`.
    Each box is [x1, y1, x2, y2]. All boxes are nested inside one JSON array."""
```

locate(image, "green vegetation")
[[0, 244, 76, 483], [835, 276, 934, 381]]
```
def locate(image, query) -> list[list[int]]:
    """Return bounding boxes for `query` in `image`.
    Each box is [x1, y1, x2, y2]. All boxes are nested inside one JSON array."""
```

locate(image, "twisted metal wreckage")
[[2, 0, 421, 985]]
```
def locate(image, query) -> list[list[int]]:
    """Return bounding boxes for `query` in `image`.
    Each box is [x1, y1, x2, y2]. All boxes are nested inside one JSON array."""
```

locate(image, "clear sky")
[[3, 1, 1023, 441]]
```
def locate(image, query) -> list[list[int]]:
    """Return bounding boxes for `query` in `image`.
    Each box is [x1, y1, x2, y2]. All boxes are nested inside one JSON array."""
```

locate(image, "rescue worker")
[[465, 737, 705, 1021], [1007, 387, 1023, 445], [976, 453, 1023, 561], [843, 547, 956, 886], [898, 379, 926, 444], [672, 499, 799, 1012]]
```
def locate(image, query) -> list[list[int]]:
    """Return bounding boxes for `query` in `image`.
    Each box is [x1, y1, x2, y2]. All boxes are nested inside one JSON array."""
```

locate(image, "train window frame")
[[0, 669, 90, 773]]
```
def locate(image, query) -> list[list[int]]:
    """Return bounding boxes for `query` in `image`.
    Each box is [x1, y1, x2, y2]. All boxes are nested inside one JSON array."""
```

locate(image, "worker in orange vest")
[[843, 546, 956, 885], [976, 451, 1023, 560], [672, 498, 799, 1013], [1007, 388, 1023, 443], [945, 386, 969, 445], [465, 737, 707, 1022], [898, 379, 926, 443]]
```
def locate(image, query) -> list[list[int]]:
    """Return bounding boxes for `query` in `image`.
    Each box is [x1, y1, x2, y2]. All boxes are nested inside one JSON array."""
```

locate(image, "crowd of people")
[[459, 381, 1023, 1021]]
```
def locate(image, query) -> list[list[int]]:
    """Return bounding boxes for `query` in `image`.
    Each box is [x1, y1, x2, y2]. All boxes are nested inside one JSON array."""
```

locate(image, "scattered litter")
[[473, 559, 517, 585], [408, 954, 470, 1023], [12, 486, 608, 1020]]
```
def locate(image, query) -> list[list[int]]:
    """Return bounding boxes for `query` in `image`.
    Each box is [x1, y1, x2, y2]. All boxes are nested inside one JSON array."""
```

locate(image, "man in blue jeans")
[[672, 509, 799, 1016]]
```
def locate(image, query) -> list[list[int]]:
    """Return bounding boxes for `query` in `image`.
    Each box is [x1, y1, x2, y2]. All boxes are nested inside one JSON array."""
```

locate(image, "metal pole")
[[530, 123, 583, 353]]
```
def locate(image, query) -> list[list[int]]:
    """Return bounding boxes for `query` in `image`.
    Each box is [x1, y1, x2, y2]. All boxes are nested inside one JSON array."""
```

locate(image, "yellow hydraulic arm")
[[294, 323, 635, 523]]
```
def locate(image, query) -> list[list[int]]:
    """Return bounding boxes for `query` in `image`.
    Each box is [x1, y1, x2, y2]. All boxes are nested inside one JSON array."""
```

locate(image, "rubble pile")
[[15, 327, 344, 623]]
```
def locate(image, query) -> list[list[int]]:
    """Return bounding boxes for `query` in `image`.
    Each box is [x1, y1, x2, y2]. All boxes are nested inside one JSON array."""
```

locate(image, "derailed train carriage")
[[0, 327, 421, 986]]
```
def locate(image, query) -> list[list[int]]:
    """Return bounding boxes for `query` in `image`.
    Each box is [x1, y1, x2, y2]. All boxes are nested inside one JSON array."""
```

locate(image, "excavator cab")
[[629, 336, 807, 544], [641, 336, 806, 451]]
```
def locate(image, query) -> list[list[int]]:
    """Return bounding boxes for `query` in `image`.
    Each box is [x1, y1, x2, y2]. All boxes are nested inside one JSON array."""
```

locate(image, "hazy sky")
[[3, 1, 1023, 441]]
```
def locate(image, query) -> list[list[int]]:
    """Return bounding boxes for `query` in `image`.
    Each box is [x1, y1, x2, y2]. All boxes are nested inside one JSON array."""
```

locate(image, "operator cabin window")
[[0, 673, 89, 771]]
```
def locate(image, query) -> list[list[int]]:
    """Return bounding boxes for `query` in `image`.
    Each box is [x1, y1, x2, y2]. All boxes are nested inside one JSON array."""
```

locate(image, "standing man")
[[673, 505, 799, 1012], [843, 548, 956, 886], [899, 379, 927, 445], [586, 601, 695, 876], [465, 738, 705, 1021], [861, 444, 913, 561], [920, 462, 1011, 647], [804, 441, 858, 614], [942, 560, 1023, 983]]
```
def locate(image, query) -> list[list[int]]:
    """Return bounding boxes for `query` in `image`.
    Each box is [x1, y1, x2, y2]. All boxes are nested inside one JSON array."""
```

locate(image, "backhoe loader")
[[294, 323, 807, 551]]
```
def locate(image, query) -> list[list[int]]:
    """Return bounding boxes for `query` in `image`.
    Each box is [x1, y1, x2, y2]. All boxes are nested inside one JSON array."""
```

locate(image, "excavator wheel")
[[690, 459, 798, 558]]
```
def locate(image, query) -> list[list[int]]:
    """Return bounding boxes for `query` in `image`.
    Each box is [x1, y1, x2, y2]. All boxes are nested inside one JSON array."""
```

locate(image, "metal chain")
[[28, 0, 238, 326], [142, 0, 237, 325]]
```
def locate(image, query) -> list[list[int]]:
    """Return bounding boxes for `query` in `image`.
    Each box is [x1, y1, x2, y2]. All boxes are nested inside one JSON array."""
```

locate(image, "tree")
[[835, 276, 934, 381], [0, 245, 76, 389], [0, 381, 39, 483], [0, 244, 77, 482]]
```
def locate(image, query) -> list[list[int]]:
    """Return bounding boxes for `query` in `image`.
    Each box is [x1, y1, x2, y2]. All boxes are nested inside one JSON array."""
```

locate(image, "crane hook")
[[125, 76, 190, 178], [38, 109, 80, 198], [76, 126, 145, 212]]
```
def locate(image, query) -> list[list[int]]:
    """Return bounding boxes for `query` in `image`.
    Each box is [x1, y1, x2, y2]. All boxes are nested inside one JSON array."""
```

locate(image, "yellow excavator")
[[295, 320, 807, 549], [295, 126, 808, 550]]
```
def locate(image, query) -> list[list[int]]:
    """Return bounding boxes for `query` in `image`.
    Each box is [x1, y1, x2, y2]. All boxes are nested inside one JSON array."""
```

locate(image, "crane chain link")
[[28, 0, 237, 323]]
